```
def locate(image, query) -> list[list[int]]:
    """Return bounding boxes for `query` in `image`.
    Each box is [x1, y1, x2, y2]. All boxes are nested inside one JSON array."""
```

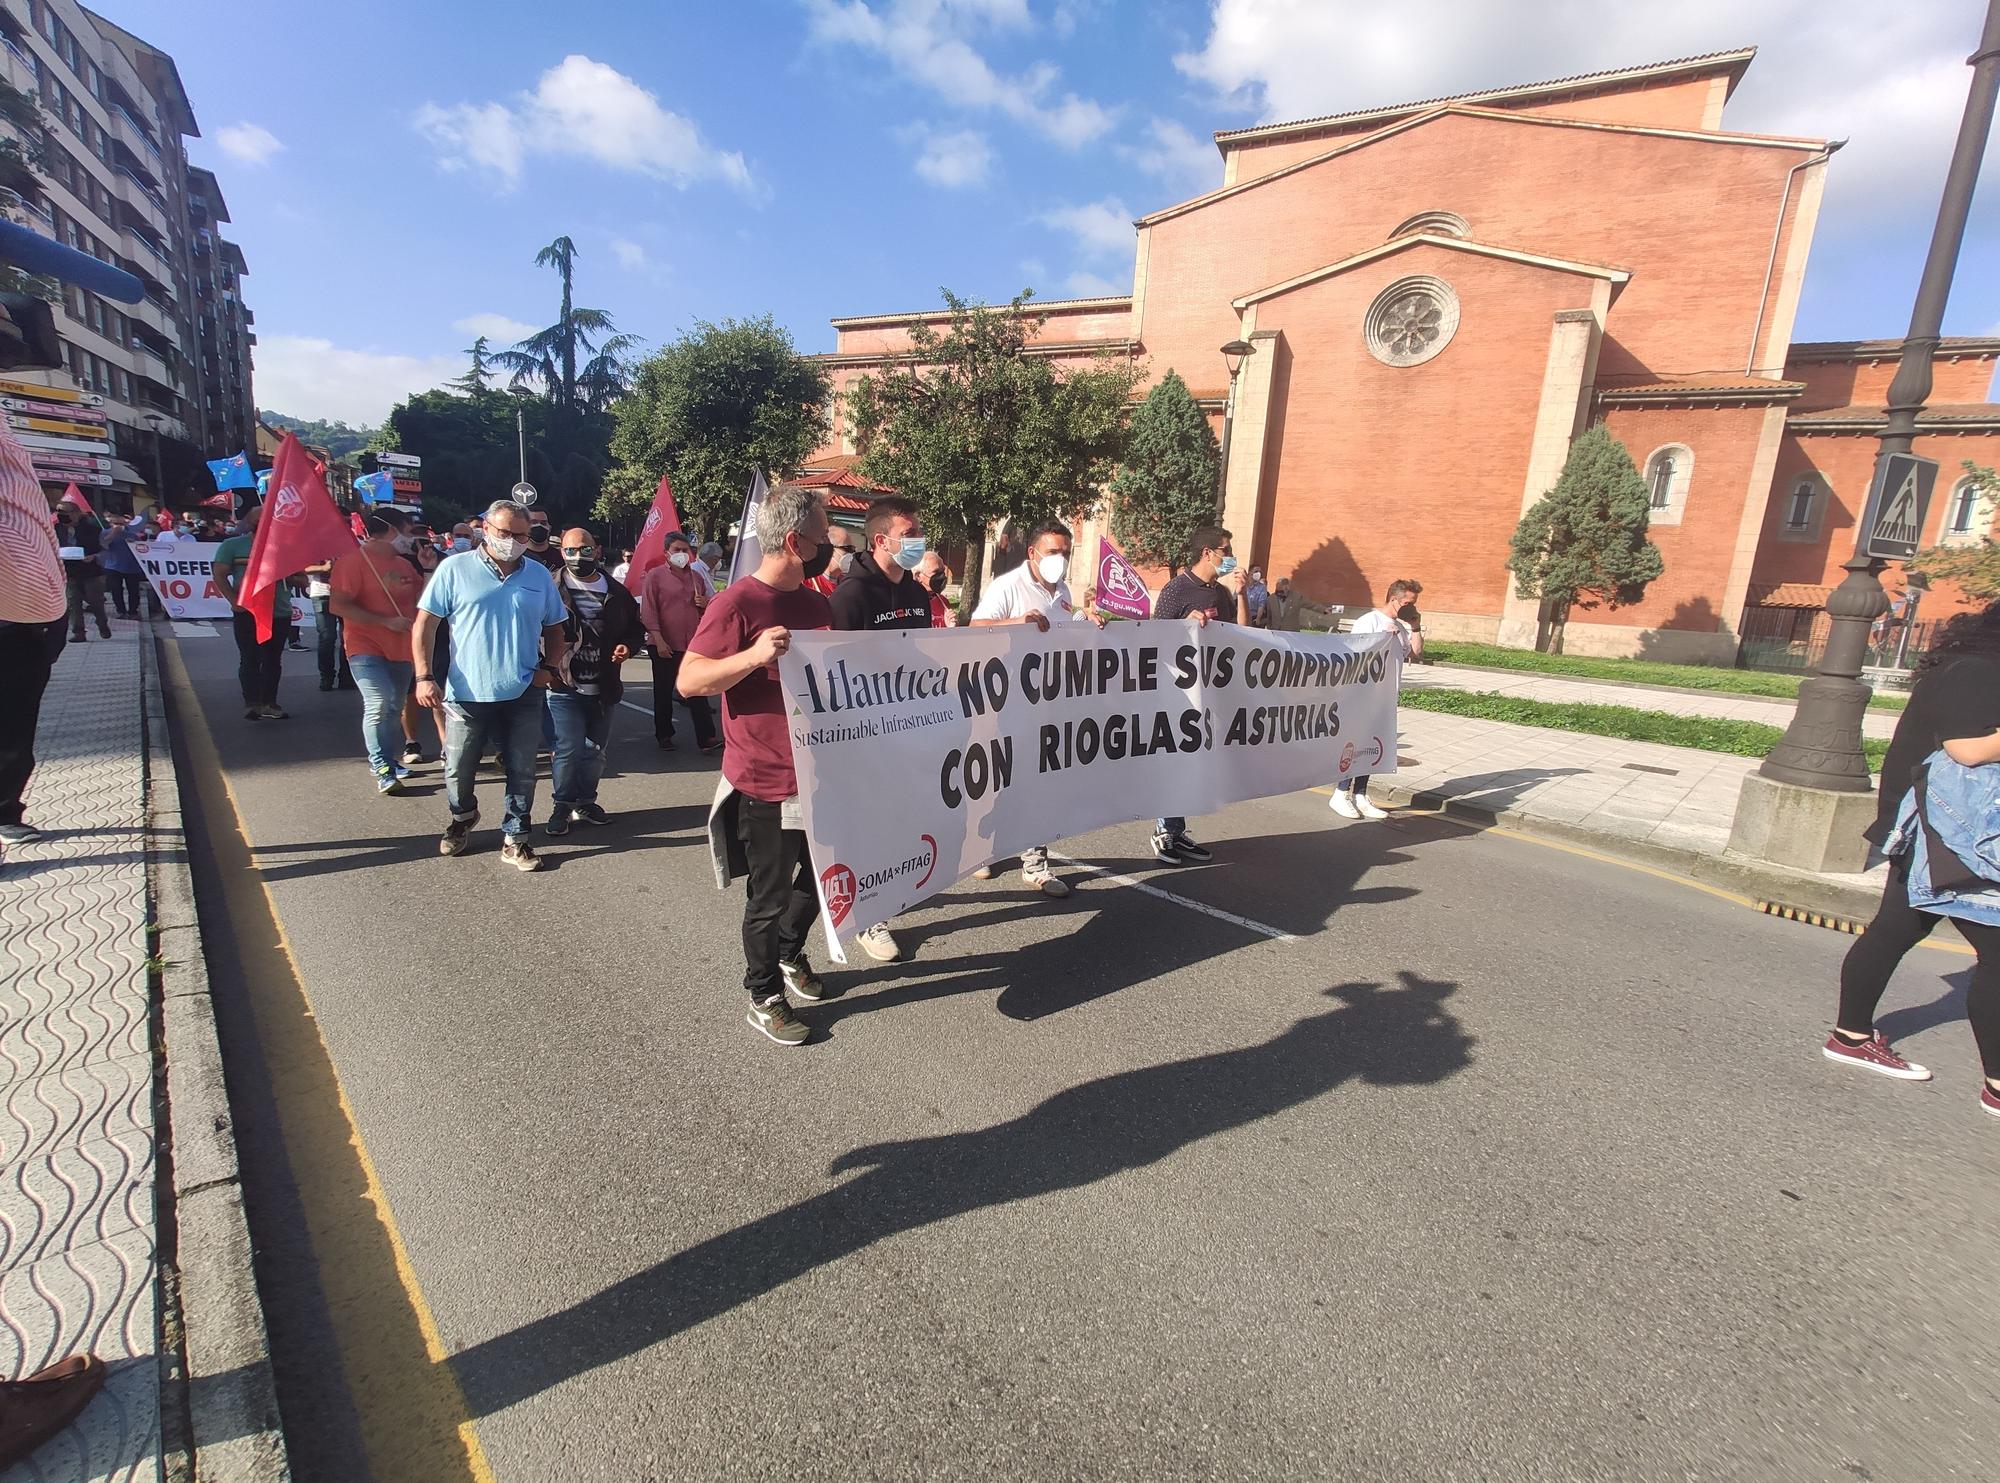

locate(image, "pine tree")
[[1109, 370, 1221, 573], [1506, 423, 1664, 652]]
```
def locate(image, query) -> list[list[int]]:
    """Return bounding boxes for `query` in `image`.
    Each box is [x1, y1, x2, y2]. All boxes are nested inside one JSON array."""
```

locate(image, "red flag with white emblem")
[[240, 433, 357, 641], [626, 472, 684, 582]]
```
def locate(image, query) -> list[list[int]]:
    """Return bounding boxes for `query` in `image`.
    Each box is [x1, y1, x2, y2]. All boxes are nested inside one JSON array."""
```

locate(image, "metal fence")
[[1736, 604, 1943, 673]]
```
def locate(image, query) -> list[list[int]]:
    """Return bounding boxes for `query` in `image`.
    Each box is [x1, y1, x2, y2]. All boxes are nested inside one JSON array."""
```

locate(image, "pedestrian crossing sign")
[[1858, 452, 1938, 561]]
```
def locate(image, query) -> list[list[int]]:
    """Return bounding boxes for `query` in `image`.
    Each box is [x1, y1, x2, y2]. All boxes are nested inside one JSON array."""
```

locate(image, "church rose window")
[[1364, 276, 1460, 367]]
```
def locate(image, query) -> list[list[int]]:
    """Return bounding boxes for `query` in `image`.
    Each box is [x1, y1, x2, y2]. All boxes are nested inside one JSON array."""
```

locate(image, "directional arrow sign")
[[510, 481, 537, 505], [1859, 452, 1939, 561]]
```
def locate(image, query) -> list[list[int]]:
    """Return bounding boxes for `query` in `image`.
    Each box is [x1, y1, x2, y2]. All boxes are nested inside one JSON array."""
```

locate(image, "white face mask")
[[485, 535, 522, 562], [668, 550, 690, 569], [1036, 552, 1068, 586]]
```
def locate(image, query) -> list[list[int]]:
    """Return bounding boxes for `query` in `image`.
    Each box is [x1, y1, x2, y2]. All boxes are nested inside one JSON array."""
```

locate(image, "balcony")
[[121, 221, 169, 269], [108, 103, 161, 170], [114, 166, 169, 229]]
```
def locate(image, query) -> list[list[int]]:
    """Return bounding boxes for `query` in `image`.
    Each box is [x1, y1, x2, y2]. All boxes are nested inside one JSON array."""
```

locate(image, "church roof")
[[1786, 337, 2000, 363], [1599, 375, 1805, 405], [1232, 233, 1627, 310], [1212, 48, 1757, 152], [1787, 403, 2000, 432]]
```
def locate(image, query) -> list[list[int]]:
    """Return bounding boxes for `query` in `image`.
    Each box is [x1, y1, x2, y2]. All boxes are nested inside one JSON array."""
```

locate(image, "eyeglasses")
[[561, 548, 594, 558]]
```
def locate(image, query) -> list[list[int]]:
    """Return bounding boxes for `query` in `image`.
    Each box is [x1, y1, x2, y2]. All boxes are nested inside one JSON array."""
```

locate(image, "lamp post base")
[[1725, 771, 1878, 876]]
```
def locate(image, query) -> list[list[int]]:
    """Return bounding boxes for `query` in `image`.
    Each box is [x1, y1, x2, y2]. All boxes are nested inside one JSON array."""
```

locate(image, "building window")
[[1941, 477, 1989, 548], [1363, 274, 1460, 368], [1641, 444, 1694, 527], [1776, 474, 1828, 543]]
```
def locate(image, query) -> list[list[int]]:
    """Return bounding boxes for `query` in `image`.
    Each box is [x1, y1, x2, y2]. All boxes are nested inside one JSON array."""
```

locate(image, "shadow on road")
[[449, 971, 1474, 1418]]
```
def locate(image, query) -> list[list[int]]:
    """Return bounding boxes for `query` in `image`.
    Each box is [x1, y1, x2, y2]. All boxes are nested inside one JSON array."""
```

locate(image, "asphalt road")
[[162, 622, 1999, 1483]]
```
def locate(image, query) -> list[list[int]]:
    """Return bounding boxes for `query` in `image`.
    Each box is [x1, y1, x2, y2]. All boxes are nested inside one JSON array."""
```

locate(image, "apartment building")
[[0, 0, 256, 509]]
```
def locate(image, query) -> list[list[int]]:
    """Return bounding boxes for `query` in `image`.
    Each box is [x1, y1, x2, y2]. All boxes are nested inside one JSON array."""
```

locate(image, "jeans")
[[1340, 774, 1371, 797], [231, 606, 291, 705], [548, 691, 614, 807], [649, 649, 717, 746], [442, 690, 544, 837], [0, 622, 57, 826], [312, 596, 350, 686], [66, 571, 107, 638], [737, 796, 819, 1001], [348, 654, 413, 776], [1839, 856, 1999, 1078], [107, 570, 143, 616]]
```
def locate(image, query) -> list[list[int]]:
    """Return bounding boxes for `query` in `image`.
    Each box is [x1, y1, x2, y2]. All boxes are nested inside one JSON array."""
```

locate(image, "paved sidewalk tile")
[[0, 622, 161, 1483], [1405, 663, 1901, 740]]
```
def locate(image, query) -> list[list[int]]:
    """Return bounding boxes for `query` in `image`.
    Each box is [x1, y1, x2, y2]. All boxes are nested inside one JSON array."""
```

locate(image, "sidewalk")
[[1404, 662, 1901, 740], [1367, 699, 1890, 919], [1, 619, 286, 1483]]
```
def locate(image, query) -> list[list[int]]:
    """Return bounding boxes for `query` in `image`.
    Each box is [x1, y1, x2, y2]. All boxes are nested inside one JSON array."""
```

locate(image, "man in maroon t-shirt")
[[681, 484, 837, 1047]]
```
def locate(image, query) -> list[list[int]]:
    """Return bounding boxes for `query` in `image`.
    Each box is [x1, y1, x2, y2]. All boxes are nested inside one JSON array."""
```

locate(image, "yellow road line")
[[160, 635, 496, 1482], [1308, 786, 1973, 957]]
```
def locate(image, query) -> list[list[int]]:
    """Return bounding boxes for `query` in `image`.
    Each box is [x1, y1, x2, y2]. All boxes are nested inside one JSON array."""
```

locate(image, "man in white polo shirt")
[[968, 518, 1104, 898]]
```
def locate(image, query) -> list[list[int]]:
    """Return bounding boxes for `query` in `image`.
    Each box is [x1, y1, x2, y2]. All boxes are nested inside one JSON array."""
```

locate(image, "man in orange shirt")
[[329, 508, 423, 794]]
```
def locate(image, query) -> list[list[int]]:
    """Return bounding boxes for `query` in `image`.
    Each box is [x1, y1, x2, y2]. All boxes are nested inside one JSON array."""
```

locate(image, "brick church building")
[[807, 48, 2000, 661]]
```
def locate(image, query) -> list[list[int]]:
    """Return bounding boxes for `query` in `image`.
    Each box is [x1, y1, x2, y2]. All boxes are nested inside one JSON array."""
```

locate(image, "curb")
[[1424, 660, 1907, 718], [142, 616, 293, 1483], [1370, 777, 1885, 924]]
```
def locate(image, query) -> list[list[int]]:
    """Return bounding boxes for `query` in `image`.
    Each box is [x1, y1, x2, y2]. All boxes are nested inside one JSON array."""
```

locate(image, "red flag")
[[242, 433, 358, 641], [350, 511, 368, 540], [58, 482, 94, 517], [627, 472, 684, 581]]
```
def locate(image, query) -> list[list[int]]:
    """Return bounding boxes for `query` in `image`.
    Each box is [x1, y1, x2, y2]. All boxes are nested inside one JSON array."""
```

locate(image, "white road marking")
[[617, 692, 1297, 944]]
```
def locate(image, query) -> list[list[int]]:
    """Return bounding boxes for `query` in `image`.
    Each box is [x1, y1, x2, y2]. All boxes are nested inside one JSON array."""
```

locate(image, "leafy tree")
[[1109, 369, 1219, 574], [847, 290, 1141, 614], [604, 315, 832, 540], [1506, 423, 1664, 653], [1909, 460, 2000, 600], [494, 236, 640, 418], [260, 412, 377, 461]]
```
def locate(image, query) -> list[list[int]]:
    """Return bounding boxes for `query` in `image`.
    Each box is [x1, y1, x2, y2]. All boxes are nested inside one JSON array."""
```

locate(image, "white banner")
[[133, 540, 309, 624], [779, 620, 1400, 961]]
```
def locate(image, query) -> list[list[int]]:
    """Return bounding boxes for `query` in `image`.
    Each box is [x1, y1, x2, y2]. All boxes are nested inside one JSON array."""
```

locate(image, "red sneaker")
[[1980, 1086, 2000, 1120], [1823, 1031, 1931, 1081]]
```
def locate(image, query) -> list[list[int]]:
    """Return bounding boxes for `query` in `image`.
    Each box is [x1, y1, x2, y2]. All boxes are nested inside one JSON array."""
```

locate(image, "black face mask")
[[564, 553, 599, 577], [797, 537, 832, 581], [926, 570, 948, 594]]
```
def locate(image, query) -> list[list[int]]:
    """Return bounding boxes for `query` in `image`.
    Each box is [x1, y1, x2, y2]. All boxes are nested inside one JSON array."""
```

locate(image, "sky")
[[110, 0, 2000, 428]]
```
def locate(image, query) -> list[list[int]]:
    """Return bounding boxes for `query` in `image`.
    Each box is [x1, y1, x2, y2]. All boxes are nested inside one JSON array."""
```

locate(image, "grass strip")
[[1423, 640, 1907, 712], [1401, 686, 1889, 772]]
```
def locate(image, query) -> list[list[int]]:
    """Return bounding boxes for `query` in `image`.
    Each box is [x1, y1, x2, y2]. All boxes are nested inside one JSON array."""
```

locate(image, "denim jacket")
[[1885, 747, 2000, 927]]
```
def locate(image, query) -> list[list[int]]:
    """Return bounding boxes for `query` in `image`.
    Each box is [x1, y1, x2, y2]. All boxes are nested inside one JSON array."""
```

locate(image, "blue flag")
[[206, 451, 256, 492], [354, 471, 395, 505]]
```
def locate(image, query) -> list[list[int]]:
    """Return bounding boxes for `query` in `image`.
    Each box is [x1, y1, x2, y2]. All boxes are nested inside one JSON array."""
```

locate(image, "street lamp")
[[1757, 0, 1999, 795], [1216, 338, 1255, 516], [142, 410, 166, 517]]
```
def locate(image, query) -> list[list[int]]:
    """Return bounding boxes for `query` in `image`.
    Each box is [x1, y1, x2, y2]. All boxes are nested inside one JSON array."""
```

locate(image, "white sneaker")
[[1328, 791, 1362, 819], [1354, 795, 1389, 820], [858, 921, 902, 962], [972, 864, 996, 880], [1021, 865, 1071, 899]]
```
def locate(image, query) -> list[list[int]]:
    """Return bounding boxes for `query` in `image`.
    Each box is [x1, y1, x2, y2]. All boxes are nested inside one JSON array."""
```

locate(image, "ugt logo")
[[820, 863, 858, 927], [1102, 557, 1145, 603], [271, 483, 307, 523], [640, 507, 662, 537]]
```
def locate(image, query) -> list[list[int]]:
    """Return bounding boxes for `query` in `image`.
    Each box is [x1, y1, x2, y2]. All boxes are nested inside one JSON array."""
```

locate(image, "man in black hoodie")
[[828, 495, 933, 962]]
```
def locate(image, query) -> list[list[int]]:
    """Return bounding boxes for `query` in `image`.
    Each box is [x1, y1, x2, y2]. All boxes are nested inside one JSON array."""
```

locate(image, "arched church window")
[[1363, 276, 1460, 368], [1776, 473, 1826, 543], [1641, 444, 1693, 527], [1941, 477, 1989, 547], [1388, 210, 1470, 240]]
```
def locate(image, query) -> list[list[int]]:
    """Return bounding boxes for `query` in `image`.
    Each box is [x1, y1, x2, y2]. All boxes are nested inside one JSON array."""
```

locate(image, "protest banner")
[[133, 540, 310, 625], [779, 620, 1400, 960]]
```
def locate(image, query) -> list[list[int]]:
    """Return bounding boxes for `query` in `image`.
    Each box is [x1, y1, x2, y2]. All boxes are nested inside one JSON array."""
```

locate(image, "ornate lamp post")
[[1216, 338, 1255, 515], [1733, 0, 2000, 871]]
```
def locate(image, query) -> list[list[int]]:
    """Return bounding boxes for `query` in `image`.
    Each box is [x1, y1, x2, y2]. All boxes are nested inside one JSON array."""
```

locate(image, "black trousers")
[[649, 649, 717, 746], [0, 622, 57, 826], [1839, 855, 1999, 1078], [66, 570, 107, 637], [106, 570, 144, 615], [737, 796, 818, 1001], [231, 606, 292, 706]]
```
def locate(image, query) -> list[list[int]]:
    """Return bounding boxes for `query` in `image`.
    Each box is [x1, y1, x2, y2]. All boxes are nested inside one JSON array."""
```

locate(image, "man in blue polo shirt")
[[411, 499, 569, 870]]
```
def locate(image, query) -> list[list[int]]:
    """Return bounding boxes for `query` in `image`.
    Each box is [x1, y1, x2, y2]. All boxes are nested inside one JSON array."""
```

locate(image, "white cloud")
[[804, 0, 1118, 148], [451, 313, 540, 344], [214, 123, 284, 166], [255, 335, 464, 427], [415, 55, 754, 194], [1037, 197, 1135, 259], [1064, 269, 1123, 297], [1120, 117, 1218, 196], [1173, 0, 1997, 235], [907, 125, 994, 187], [609, 238, 650, 269]]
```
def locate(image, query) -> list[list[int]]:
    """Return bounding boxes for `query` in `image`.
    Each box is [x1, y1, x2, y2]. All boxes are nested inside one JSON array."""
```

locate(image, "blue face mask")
[[893, 535, 928, 571], [1217, 555, 1238, 577]]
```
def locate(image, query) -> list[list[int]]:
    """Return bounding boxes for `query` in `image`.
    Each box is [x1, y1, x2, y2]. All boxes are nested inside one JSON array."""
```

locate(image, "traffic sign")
[[1858, 452, 1939, 561], [510, 481, 537, 505], [376, 451, 421, 468]]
